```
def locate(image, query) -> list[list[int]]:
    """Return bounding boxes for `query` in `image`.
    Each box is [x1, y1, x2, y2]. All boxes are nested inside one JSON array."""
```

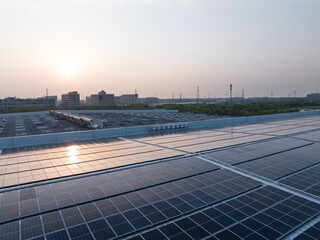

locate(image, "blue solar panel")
[[204, 137, 311, 165], [279, 164, 320, 197], [0, 168, 261, 239], [295, 221, 320, 240], [236, 143, 320, 180], [0, 156, 217, 224], [129, 186, 320, 239]]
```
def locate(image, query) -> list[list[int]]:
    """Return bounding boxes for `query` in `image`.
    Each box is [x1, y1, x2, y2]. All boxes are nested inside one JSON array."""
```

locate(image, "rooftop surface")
[[0, 114, 320, 239], [0, 114, 87, 138], [0, 111, 225, 138]]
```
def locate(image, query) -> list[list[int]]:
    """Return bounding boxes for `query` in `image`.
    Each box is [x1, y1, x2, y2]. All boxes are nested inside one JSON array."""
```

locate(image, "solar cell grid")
[[135, 130, 231, 145], [203, 137, 310, 165], [236, 143, 320, 180], [0, 145, 181, 188], [0, 156, 218, 223], [268, 116, 320, 126], [130, 186, 320, 240], [293, 129, 320, 142], [0, 169, 260, 239], [138, 132, 247, 148], [177, 134, 274, 153], [0, 142, 155, 166], [279, 164, 320, 197], [294, 220, 320, 240], [243, 125, 300, 135], [152, 133, 250, 149], [214, 123, 281, 133], [267, 126, 320, 136], [0, 138, 135, 159]]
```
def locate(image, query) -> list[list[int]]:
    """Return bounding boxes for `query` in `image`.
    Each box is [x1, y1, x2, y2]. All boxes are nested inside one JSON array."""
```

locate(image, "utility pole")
[[230, 84, 232, 102]]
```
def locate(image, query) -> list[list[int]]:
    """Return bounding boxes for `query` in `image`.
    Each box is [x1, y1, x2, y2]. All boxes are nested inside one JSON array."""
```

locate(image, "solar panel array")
[[294, 220, 320, 240], [128, 186, 320, 240], [1, 114, 320, 239]]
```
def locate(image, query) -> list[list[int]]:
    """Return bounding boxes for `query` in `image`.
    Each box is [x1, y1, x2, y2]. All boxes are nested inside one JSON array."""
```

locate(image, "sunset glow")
[[61, 65, 75, 78]]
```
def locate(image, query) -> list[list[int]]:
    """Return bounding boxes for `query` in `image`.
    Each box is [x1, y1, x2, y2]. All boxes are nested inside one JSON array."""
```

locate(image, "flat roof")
[[0, 111, 227, 138], [0, 114, 320, 239]]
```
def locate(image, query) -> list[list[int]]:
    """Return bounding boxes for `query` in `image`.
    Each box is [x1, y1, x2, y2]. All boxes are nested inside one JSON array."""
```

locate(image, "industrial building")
[[89, 90, 115, 106], [61, 91, 80, 108], [115, 93, 138, 105], [138, 97, 159, 104], [0, 96, 56, 111], [307, 93, 320, 98], [0, 112, 320, 239]]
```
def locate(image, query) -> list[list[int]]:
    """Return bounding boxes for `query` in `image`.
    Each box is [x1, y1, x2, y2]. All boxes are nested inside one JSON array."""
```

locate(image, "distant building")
[[61, 91, 80, 108], [85, 96, 91, 105], [139, 97, 159, 104], [307, 93, 320, 98], [47, 96, 58, 106], [90, 90, 115, 106], [0, 96, 56, 111], [115, 94, 138, 105]]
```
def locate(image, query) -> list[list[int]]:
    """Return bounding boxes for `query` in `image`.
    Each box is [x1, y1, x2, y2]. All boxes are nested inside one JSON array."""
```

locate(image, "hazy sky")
[[0, 0, 319, 99]]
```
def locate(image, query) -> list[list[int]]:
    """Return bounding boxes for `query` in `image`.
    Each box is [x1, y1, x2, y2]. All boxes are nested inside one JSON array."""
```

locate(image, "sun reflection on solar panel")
[[67, 145, 80, 163]]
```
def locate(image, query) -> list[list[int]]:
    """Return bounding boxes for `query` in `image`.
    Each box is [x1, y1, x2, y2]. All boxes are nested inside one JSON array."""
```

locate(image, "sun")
[[61, 65, 74, 77]]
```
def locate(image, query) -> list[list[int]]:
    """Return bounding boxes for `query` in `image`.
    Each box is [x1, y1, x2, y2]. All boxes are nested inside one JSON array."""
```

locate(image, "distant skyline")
[[0, 0, 319, 99]]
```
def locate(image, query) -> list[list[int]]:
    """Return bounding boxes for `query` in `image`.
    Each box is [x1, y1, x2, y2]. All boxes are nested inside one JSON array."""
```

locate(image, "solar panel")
[[268, 126, 320, 136], [129, 186, 320, 240], [243, 124, 300, 134], [0, 143, 182, 188], [294, 220, 320, 240], [0, 138, 135, 160], [204, 137, 311, 165], [176, 134, 274, 153], [294, 129, 320, 142], [279, 164, 320, 197], [144, 132, 250, 149], [0, 169, 260, 239], [136, 130, 231, 145], [236, 143, 320, 180], [0, 156, 218, 223]]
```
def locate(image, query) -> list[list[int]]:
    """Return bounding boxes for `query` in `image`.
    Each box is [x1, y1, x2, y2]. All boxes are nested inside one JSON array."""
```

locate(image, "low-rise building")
[[0, 97, 56, 111], [115, 94, 138, 105], [307, 93, 320, 98], [138, 97, 159, 104]]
